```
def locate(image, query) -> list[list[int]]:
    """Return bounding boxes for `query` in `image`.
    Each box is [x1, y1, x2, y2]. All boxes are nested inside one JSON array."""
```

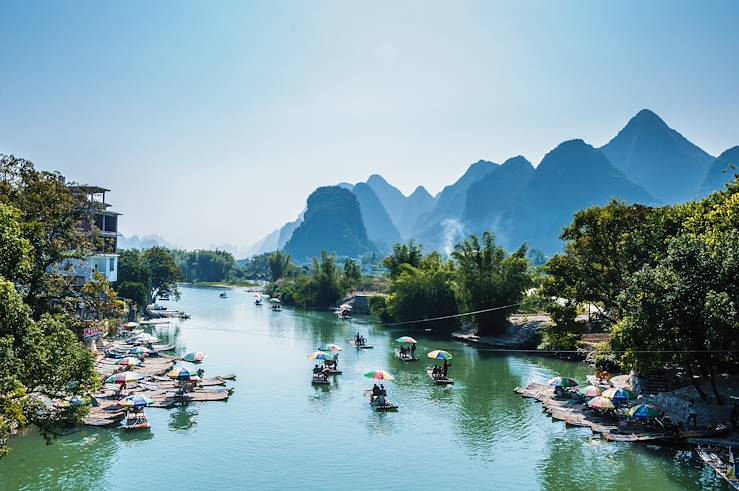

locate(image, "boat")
[[364, 390, 398, 412], [123, 410, 151, 430], [395, 349, 418, 362], [348, 340, 373, 349], [219, 291, 227, 298], [218, 373, 237, 380], [602, 424, 729, 443], [696, 446, 739, 490], [325, 368, 343, 375], [311, 375, 330, 385], [426, 367, 454, 385]]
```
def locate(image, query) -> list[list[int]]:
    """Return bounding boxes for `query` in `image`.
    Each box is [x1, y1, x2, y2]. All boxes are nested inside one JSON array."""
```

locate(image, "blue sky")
[[1, 0, 738, 249]]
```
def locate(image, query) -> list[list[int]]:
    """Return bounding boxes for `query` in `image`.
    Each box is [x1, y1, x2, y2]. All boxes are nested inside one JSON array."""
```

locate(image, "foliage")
[[116, 248, 182, 306], [539, 302, 584, 351], [341, 258, 362, 292], [79, 272, 125, 320], [174, 249, 237, 283], [452, 233, 533, 336], [266, 251, 348, 308], [268, 251, 293, 282], [383, 240, 424, 279], [239, 252, 272, 281], [0, 203, 32, 281]]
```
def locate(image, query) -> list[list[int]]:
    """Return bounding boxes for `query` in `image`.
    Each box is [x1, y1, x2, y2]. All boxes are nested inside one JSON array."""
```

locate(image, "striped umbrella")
[[122, 322, 139, 329], [117, 395, 153, 409], [365, 370, 395, 381], [396, 336, 418, 344], [587, 396, 615, 410], [427, 350, 453, 361], [307, 351, 334, 361], [105, 372, 144, 386], [115, 357, 143, 368], [182, 352, 208, 363], [547, 377, 579, 388], [128, 346, 153, 357], [318, 344, 343, 353], [602, 387, 636, 401], [167, 367, 199, 381], [578, 385, 603, 398], [627, 404, 661, 421]]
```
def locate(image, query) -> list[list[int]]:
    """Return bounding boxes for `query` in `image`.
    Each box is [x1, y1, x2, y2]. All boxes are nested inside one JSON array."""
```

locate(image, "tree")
[[0, 202, 32, 281], [342, 258, 361, 292], [79, 272, 125, 320], [144, 247, 181, 303], [268, 251, 293, 282], [452, 232, 533, 336], [383, 240, 423, 279]]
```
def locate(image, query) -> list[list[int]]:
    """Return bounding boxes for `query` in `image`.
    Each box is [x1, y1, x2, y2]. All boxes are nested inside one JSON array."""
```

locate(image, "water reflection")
[[168, 405, 199, 432]]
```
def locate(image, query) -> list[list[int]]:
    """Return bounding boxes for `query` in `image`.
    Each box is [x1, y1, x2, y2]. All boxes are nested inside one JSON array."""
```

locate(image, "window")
[[109, 258, 115, 272]]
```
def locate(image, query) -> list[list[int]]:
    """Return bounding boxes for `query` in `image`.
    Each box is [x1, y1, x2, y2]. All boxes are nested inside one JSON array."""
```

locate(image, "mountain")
[[352, 182, 402, 251], [411, 160, 499, 248], [502, 139, 656, 254], [366, 174, 407, 224], [277, 216, 303, 250], [600, 109, 714, 203], [118, 234, 177, 250], [463, 156, 534, 236], [283, 186, 375, 261], [396, 185, 436, 239], [699, 146, 739, 195]]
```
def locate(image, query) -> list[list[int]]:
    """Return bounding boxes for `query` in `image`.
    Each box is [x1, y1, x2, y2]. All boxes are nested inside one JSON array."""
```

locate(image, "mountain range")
[[247, 109, 738, 259]]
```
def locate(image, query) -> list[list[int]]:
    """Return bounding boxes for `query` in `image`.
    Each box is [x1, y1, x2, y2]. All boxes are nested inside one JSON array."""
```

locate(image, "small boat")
[[349, 340, 373, 349], [364, 390, 398, 412], [123, 410, 151, 430], [395, 349, 418, 362], [219, 291, 227, 298], [426, 368, 454, 385], [311, 375, 330, 385], [697, 446, 739, 490], [217, 373, 237, 381]]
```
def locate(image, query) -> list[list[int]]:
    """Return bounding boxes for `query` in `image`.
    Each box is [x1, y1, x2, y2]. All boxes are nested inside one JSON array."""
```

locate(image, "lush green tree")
[[342, 258, 362, 292], [174, 249, 237, 282], [144, 247, 181, 303], [268, 251, 293, 282], [452, 232, 533, 336], [0, 202, 32, 281], [383, 240, 423, 279], [240, 252, 272, 281], [79, 272, 126, 320]]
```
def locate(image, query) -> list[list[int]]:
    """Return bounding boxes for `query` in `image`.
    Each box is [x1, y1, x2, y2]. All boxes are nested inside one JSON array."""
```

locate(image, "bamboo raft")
[[395, 350, 418, 362], [427, 368, 454, 385], [348, 341, 373, 349], [696, 446, 739, 490], [311, 376, 330, 385]]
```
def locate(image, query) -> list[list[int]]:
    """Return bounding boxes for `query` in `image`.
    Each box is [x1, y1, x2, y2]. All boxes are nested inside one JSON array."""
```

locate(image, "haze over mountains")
[[249, 109, 738, 259]]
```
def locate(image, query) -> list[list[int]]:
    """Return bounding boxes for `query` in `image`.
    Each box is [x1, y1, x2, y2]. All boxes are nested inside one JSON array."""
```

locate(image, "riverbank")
[[451, 314, 548, 350]]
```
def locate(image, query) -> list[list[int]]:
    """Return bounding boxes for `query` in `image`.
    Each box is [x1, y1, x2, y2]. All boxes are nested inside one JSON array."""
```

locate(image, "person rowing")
[[355, 333, 363, 346], [371, 383, 380, 404]]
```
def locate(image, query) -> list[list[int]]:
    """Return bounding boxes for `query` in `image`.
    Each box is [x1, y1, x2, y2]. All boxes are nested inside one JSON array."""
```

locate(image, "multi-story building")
[[68, 185, 120, 283]]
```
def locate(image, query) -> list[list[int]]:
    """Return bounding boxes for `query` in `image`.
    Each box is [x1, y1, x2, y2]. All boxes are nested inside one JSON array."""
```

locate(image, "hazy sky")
[[2, 1, 738, 249]]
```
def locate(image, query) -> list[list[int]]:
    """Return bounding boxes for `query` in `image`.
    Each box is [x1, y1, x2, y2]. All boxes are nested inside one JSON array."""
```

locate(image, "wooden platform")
[[697, 446, 739, 490], [427, 368, 454, 385], [311, 377, 330, 385], [349, 341, 373, 349], [371, 402, 398, 412]]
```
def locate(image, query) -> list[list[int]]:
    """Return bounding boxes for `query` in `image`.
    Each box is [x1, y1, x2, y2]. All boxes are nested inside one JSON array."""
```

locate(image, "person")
[[371, 383, 380, 404], [378, 384, 387, 406], [686, 399, 697, 429], [730, 403, 738, 430], [432, 366, 438, 377], [197, 368, 204, 378], [442, 360, 449, 378], [410, 344, 416, 358], [356, 333, 362, 345], [312, 364, 321, 379], [322, 365, 329, 381], [333, 353, 339, 370]]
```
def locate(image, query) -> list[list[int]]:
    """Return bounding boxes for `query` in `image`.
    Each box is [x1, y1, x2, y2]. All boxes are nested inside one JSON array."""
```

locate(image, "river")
[[0, 286, 727, 490]]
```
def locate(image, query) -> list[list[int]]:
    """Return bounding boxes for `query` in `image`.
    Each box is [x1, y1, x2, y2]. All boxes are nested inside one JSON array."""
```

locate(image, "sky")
[[1, 0, 738, 250]]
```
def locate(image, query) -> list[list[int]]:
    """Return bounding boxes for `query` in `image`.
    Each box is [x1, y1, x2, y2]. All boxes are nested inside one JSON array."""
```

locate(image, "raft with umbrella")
[[395, 336, 418, 362], [115, 357, 143, 368], [364, 370, 398, 411], [182, 351, 208, 364], [308, 352, 336, 383], [586, 396, 615, 411], [427, 350, 454, 384], [105, 372, 145, 386]]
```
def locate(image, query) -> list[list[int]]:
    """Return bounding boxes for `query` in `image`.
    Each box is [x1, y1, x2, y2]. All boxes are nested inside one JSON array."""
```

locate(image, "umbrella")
[[269, 298, 281, 304], [182, 352, 208, 363], [318, 344, 343, 353], [122, 322, 139, 329], [427, 350, 453, 361], [396, 336, 418, 344], [578, 385, 603, 398], [105, 372, 144, 385], [115, 357, 143, 368], [117, 395, 153, 409], [587, 396, 615, 410], [128, 346, 153, 357], [364, 370, 395, 381], [307, 351, 334, 361], [547, 376, 579, 388], [627, 404, 661, 420], [130, 333, 158, 344], [167, 367, 199, 381], [602, 387, 636, 401]]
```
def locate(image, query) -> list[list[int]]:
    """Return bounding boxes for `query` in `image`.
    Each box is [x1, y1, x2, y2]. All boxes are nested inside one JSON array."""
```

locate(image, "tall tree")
[[383, 240, 423, 279]]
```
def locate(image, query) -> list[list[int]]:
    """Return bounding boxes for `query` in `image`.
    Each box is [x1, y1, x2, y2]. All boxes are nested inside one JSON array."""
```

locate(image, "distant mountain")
[[699, 146, 739, 196], [118, 234, 177, 250], [396, 185, 436, 239], [277, 216, 303, 250], [366, 174, 407, 224], [411, 160, 499, 248], [352, 182, 402, 251], [600, 109, 714, 203], [502, 140, 656, 253], [464, 156, 534, 237], [284, 186, 375, 261]]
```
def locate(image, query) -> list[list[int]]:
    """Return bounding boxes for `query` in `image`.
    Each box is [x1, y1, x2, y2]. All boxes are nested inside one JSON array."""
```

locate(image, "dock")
[[696, 446, 739, 490]]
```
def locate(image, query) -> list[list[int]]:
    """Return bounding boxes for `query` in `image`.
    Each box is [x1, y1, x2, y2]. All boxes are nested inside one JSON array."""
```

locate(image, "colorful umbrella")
[[269, 298, 281, 304], [167, 367, 199, 381], [115, 357, 143, 368], [307, 351, 334, 361], [130, 333, 159, 344], [117, 395, 153, 409], [547, 377, 579, 388], [602, 387, 636, 401], [122, 322, 139, 329], [318, 344, 343, 353], [587, 396, 615, 410], [105, 372, 144, 385], [396, 336, 418, 344], [578, 385, 603, 398], [627, 404, 661, 420], [128, 346, 153, 357], [364, 370, 395, 381], [182, 352, 208, 363], [427, 350, 453, 361]]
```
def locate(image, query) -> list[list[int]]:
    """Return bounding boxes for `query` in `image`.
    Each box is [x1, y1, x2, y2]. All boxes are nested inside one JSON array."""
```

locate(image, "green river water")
[[0, 286, 728, 490]]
